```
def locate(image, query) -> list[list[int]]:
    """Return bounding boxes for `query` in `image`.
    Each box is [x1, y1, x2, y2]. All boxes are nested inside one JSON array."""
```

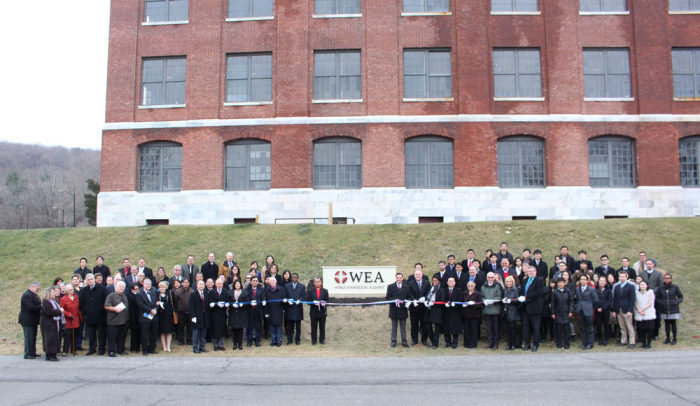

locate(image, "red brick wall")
[[101, 0, 700, 192]]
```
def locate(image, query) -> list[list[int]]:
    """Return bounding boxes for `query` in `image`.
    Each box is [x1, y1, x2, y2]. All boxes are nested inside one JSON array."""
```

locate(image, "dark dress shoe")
[[287, 340, 292, 345], [143, 352, 149, 356], [118, 352, 128, 356], [320, 340, 326, 345], [199, 348, 208, 352], [86, 350, 96, 356], [312, 341, 317, 345], [246, 341, 252, 347], [663, 338, 671, 344], [238, 346, 243, 350], [672, 338, 677, 345], [391, 342, 397, 348], [48, 357, 59, 362], [451, 342, 457, 349], [108, 352, 116, 357], [564, 344, 570, 349], [523, 345, 531, 351], [98, 351, 105, 356], [295, 341, 300, 345], [254, 342, 261, 347], [628, 344, 635, 349], [24, 355, 33, 360], [149, 350, 158, 354], [193, 349, 200, 354], [403, 342, 410, 348], [532, 345, 538, 352]]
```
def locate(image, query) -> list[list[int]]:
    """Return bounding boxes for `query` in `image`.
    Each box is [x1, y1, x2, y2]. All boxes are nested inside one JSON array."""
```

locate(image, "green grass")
[[1, 218, 699, 355]]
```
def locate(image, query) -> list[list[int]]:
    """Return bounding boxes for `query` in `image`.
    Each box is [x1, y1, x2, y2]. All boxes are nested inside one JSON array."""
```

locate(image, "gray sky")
[[0, 1, 110, 150]]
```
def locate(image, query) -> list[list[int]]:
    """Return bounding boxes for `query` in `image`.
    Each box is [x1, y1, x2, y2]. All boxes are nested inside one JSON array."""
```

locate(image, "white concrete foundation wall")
[[96, 187, 700, 226]]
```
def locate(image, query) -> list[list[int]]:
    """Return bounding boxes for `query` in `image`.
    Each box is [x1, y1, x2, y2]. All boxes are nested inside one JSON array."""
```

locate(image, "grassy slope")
[[1, 218, 698, 356]]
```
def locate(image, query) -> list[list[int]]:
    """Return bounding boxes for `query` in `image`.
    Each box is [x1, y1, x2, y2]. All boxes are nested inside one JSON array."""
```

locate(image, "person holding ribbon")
[[246, 276, 265, 347], [307, 277, 329, 345], [424, 275, 446, 348], [207, 278, 229, 351], [227, 279, 249, 350], [461, 280, 482, 349], [481, 272, 503, 350], [387, 273, 411, 348], [443, 276, 463, 349], [264, 276, 286, 347], [521, 264, 545, 352]]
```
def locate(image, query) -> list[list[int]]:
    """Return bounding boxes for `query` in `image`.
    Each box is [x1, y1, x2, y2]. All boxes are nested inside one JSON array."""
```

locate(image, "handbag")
[[170, 292, 179, 324]]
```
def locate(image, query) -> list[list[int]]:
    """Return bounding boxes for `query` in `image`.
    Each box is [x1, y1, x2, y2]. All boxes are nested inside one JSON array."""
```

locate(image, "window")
[[583, 48, 632, 99], [139, 142, 182, 192], [588, 137, 635, 187], [226, 53, 272, 103], [497, 137, 546, 187], [672, 48, 700, 98], [405, 136, 454, 188], [669, 0, 700, 12], [314, 50, 361, 100], [493, 48, 542, 98], [225, 140, 271, 190], [404, 49, 452, 99], [313, 138, 362, 189], [680, 137, 700, 187], [228, 0, 273, 19], [492, 0, 539, 12], [315, 0, 361, 15], [580, 0, 627, 12], [403, 0, 450, 13], [141, 57, 186, 106], [145, 0, 188, 23]]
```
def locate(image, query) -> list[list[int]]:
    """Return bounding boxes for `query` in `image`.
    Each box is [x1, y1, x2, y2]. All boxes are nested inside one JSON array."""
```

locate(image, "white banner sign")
[[323, 266, 396, 297]]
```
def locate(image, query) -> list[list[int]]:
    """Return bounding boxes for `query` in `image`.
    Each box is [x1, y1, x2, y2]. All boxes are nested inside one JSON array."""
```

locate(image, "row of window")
[[137, 136, 700, 192], [141, 47, 700, 106], [144, 0, 699, 23]]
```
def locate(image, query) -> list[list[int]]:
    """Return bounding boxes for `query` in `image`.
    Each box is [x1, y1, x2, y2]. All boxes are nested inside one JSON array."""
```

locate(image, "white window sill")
[[669, 11, 700, 15], [312, 14, 362, 19], [401, 11, 452, 16], [490, 11, 540, 15], [584, 98, 634, 102], [403, 97, 454, 102], [579, 11, 629, 15], [673, 97, 700, 102], [224, 101, 273, 106], [312, 99, 363, 104], [494, 97, 545, 102], [142, 20, 189, 26], [226, 16, 274, 22], [138, 104, 186, 109]]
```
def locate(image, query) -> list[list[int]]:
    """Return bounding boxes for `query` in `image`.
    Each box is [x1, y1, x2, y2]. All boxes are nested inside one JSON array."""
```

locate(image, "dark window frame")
[[139, 142, 183, 192], [227, 0, 274, 19], [679, 136, 700, 187], [225, 139, 272, 191], [313, 137, 362, 189], [583, 48, 632, 99], [588, 136, 636, 188], [405, 136, 454, 189], [225, 52, 273, 103], [141, 56, 187, 106], [497, 136, 546, 188], [403, 48, 453, 99], [144, 0, 189, 23]]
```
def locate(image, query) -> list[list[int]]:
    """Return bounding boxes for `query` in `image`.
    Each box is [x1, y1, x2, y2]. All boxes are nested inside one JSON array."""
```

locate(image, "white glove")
[[225, 303, 230, 308], [209, 302, 215, 308], [159, 302, 165, 309], [452, 302, 457, 307], [191, 317, 196, 323], [418, 297, 426, 303], [503, 298, 511, 304], [217, 301, 224, 308], [462, 303, 467, 307], [413, 300, 419, 307], [320, 301, 327, 307], [251, 300, 257, 306], [262, 300, 267, 306], [283, 298, 288, 303], [517, 296, 526, 303], [405, 301, 412, 309], [313, 300, 320, 305], [233, 303, 239, 308], [483, 299, 493, 306], [296, 300, 302, 305], [468, 301, 475, 306]]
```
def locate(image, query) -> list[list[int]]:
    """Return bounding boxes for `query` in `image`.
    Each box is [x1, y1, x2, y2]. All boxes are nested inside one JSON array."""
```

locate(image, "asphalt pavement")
[[1, 350, 698, 405]]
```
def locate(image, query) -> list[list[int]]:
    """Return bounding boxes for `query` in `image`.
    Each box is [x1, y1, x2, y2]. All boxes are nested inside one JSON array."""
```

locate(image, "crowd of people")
[[17, 244, 684, 361]]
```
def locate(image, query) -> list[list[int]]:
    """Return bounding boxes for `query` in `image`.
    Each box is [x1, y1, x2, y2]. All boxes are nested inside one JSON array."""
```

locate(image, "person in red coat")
[[59, 285, 82, 355]]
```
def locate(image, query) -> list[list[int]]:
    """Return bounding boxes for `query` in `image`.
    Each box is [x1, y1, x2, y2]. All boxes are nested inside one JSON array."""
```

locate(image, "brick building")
[[98, 0, 700, 226]]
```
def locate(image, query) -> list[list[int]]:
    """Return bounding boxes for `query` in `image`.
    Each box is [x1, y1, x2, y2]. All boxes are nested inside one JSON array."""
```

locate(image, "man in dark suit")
[[432, 261, 450, 287], [264, 276, 286, 347], [79, 273, 107, 355], [575, 274, 599, 350], [74, 257, 91, 280], [246, 276, 265, 346], [135, 279, 159, 355], [307, 277, 329, 345], [496, 242, 514, 265], [117, 258, 131, 279], [206, 278, 229, 351], [386, 273, 411, 348], [189, 280, 208, 353], [466, 265, 485, 291], [461, 248, 477, 272], [285, 273, 305, 345], [445, 255, 458, 275], [407, 269, 430, 346], [520, 264, 545, 352], [19, 282, 42, 359], [124, 266, 140, 289], [136, 258, 153, 281], [573, 250, 594, 272], [521, 248, 534, 266], [612, 270, 637, 348], [201, 253, 219, 283], [453, 263, 468, 291], [93, 255, 111, 282], [559, 246, 575, 272], [532, 250, 548, 280], [595, 254, 616, 280], [182, 255, 199, 285]]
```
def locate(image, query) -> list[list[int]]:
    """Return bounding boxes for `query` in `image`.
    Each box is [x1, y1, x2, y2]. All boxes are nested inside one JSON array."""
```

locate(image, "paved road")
[[1, 351, 699, 405]]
